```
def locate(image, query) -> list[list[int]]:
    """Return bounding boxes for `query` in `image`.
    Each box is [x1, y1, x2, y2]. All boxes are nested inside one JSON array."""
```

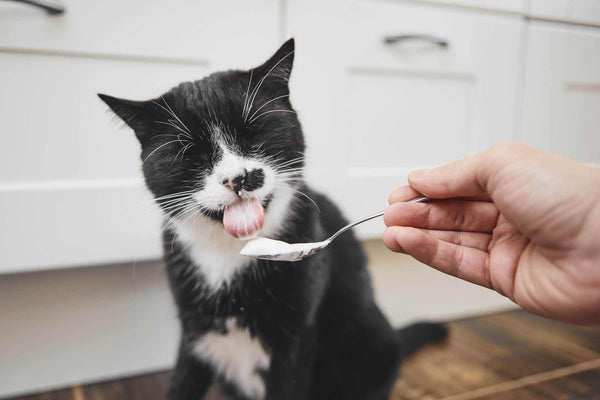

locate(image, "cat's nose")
[[222, 173, 246, 196], [222, 168, 264, 196]]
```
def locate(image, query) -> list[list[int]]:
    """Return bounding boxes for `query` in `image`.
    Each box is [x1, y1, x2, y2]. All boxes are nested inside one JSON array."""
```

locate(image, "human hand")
[[383, 142, 600, 324]]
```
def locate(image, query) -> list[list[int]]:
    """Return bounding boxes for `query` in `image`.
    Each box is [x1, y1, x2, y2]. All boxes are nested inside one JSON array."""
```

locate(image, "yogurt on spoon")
[[240, 237, 329, 261]]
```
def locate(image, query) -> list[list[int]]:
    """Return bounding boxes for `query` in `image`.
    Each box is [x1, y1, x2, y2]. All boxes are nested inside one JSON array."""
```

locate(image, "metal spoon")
[[240, 196, 429, 262]]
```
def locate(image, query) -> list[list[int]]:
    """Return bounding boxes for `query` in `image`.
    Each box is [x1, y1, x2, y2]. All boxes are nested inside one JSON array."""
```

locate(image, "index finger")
[[389, 184, 492, 204], [408, 142, 534, 199]]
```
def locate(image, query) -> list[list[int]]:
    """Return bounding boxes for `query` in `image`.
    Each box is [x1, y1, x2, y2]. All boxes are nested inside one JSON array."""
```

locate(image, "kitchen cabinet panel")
[[0, 52, 207, 183], [0, 184, 162, 273], [0, 53, 205, 272], [347, 71, 472, 168], [520, 23, 600, 165], [0, 0, 279, 68]]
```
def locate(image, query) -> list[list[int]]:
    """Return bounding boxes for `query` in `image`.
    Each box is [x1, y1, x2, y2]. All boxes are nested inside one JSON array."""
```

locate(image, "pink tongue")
[[223, 198, 265, 239]]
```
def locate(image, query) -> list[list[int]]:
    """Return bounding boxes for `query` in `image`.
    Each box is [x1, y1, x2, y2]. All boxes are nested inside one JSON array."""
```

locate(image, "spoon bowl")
[[240, 238, 330, 261]]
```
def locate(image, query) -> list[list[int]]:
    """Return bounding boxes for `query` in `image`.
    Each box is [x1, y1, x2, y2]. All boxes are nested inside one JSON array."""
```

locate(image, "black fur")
[[99, 38, 447, 400]]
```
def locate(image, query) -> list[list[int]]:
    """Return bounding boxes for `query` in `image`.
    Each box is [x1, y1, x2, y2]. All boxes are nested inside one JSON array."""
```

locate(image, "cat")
[[99, 38, 447, 400]]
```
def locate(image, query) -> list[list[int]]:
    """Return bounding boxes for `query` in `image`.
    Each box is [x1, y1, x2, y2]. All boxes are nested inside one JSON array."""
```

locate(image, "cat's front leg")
[[262, 325, 318, 400], [168, 342, 214, 400]]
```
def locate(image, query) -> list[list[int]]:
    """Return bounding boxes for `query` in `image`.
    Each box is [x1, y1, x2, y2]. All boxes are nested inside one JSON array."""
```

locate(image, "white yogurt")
[[240, 237, 326, 261]]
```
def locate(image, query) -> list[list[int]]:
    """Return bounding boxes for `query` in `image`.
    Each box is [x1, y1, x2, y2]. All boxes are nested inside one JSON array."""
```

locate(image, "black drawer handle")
[[384, 34, 449, 48], [2, 0, 65, 15]]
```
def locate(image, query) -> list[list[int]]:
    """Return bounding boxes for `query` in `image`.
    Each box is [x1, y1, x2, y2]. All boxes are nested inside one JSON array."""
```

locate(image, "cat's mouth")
[[222, 197, 265, 239]]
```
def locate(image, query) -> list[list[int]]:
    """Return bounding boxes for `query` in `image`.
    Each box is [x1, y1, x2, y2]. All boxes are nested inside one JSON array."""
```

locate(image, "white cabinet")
[[287, 0, 523, 237], [520, 22, 600, 165], [0, 0, 280, 273]]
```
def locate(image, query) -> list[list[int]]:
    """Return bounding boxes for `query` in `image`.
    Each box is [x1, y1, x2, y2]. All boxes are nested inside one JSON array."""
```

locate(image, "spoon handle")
[[327, 195, 430, 243]]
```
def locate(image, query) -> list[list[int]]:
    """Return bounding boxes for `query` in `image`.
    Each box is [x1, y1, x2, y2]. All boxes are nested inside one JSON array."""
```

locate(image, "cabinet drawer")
[[347, 2, 488, 73], [0, 0, 279, 67], [529, 0, 600, 27]]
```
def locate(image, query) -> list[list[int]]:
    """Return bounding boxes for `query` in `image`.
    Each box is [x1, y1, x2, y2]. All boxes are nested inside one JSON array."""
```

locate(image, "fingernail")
[[409, 169, 430, 180]]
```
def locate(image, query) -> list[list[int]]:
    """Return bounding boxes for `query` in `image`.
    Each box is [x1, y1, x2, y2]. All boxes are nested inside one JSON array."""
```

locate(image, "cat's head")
[[99, 39, 303, 239]]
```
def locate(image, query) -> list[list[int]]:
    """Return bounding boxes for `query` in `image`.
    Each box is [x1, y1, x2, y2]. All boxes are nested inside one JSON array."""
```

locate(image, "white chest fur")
[[193, 318, 271, 400], [173, 215, 252, 289]]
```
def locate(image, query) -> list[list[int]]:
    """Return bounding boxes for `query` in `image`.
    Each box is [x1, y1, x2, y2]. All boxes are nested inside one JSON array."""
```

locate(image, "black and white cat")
[[99, 39, 447, 400]]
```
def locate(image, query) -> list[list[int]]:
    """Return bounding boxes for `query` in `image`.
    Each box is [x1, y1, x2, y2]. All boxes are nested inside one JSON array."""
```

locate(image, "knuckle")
[[481, 256, 492, 288], [424, 204, 433, 229], [383, 208, 393, 227], [382, 228, 399, 251], [452, 247, 465, 270], [453, 202, 467, 230], [455, 232, 463, 247], [447, 247, 464, 277]]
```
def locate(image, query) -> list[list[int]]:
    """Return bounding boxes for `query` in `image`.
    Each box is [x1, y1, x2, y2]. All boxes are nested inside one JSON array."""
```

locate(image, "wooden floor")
[[7, 310, 600, 400]]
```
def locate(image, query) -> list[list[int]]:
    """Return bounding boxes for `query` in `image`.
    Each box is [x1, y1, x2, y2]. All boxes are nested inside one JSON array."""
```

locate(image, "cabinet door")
[[520, 22, 600, 165], [0, 53, 208, 273], [287, 0, 523, 237]]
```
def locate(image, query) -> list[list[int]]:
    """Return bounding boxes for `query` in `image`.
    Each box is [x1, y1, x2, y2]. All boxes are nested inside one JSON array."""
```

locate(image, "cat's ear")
[[98, 93, 155, 141], [254, 38, 295, 87]]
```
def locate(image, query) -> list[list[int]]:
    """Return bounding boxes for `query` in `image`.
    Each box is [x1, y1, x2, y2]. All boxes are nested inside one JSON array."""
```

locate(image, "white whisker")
[[247, 94, 290, 123], [173, 142, 195, 164], [159, 198, 196, 210], [249, 109, 296, 124], [160, 97, 192, 134], [245, 51, 294, 122], [156, 121, 193, 140], [154, 189, 197, 201], [286, 186, 320, 213], [242, 69, 254, 120], [143, 140, 182, 164], [180, 142, 195, 161]]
